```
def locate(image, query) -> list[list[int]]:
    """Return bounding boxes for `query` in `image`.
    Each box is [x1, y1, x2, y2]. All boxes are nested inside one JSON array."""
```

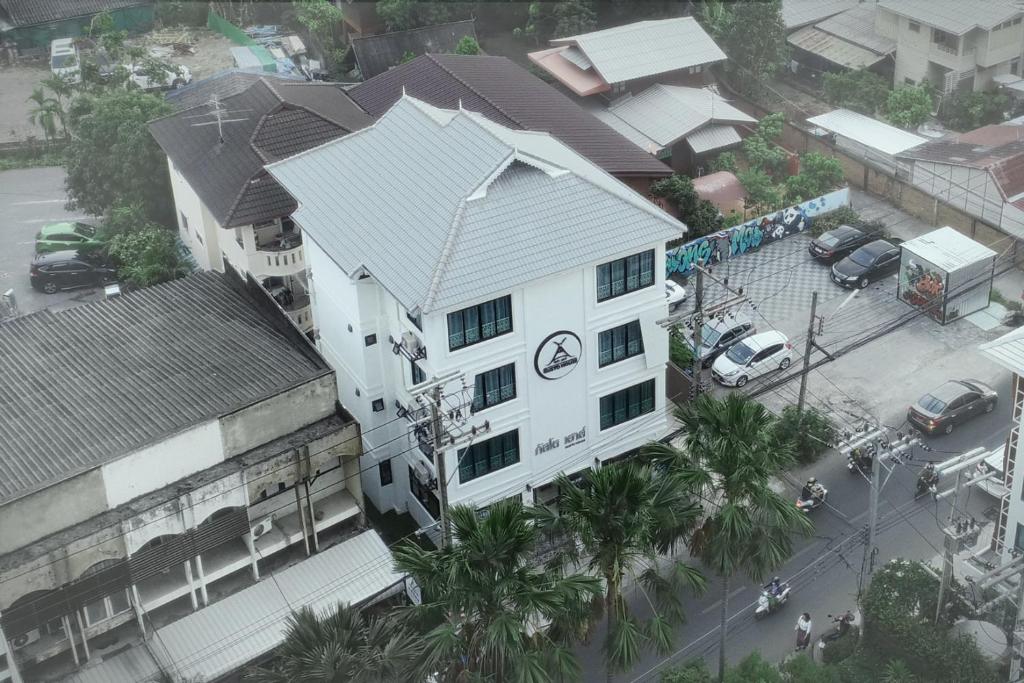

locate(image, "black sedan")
[[30, 250, 117, 294], [907, 379, 998, 435], [808, 225, 872, 262], [830, 239, 900, 289]]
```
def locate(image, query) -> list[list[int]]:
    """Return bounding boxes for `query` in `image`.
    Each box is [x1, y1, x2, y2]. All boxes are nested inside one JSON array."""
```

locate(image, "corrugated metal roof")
[[980, 325, 1024, 373], [788, 26, 887, 69], [0, 272, 329, 505], [550, 17, 726, 85], [151, 530, 401, 681], [806, 109, 927, 156], [687, 125, 743, 154], [902, 226, 998, 272], [562, 46, 593, 70], [878, 0, 1021, 35], [815, 4, 895, 55], [267, 96, 683, 314], [590, 107, 661, 154], [66, 643, 160, 683], [781, 0, 859, 30], [604, 85, 755, 148], [0, 0, 147, 28]]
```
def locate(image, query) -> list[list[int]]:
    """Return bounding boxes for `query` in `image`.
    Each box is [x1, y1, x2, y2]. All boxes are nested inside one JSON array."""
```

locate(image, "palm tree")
[[245, 602, 422, 682], [393, 499, 602, 682], [644, 393, 813, 683], [40, 74, 73, 138], [26, 87, 60, 143], [535, 463, 706, 681]]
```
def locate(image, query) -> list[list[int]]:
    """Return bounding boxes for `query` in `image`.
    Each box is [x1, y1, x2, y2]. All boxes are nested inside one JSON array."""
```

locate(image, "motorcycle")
[[754, 581, 791, 620], [815, 611, 856, 658], [796, 486, 828, 513], [915, 472, 938, 500], [847, 453, 872, 475]]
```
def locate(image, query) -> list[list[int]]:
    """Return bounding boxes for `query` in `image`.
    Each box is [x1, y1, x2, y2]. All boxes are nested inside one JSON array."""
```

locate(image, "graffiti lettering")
[[666, 188, 849, 277]]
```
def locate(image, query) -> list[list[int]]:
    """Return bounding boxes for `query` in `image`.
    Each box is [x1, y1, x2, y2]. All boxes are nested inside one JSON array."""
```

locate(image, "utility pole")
[[690, 263, 705, 399], [428, 385, 452, 548], [1010, 564, 1024, 682], [797, 291, 818, 414]]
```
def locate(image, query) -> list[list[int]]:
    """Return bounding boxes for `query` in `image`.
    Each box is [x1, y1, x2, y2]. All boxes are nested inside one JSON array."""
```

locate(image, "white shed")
[[806, 108, 925, 177], [898, 227, 997, 325]]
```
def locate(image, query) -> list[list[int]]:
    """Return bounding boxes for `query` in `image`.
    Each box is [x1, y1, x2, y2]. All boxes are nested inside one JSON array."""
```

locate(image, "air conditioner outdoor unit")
[[251, 515, 275, 539], [11, 629, 40, 651], [413, 461, 432, 485], [402, 331, 422, 355]]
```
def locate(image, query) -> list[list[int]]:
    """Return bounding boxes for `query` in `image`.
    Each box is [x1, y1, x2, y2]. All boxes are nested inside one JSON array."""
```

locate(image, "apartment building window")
[[908, 20, 920, 33], [408, 466, 440, 518], [600, 379, 656, 430], [379, 459, 393, 486], [1013, 58, 1021, 77], [598, 320, 644, 367], [179, 211, 189, 233], [472, 363, 516, 412], [84, 589, 131, 627], [1016, 523, 1024, 552], [365, 334, 377, 346], [410, 359, 427, 385], [448, 295, 512, 350], [458, 429, 520, 483], [597, 250, 655, 302], [372, 398, 385, 412]]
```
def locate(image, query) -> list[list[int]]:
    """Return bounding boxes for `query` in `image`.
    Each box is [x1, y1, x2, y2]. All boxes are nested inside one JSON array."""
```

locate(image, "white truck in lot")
[[49, 38, 80, 83]]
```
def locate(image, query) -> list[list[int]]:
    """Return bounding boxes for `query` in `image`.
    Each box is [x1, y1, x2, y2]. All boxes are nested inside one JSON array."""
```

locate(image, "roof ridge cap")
[[428, 54, 528, 130], [421, 197, 470, 313]]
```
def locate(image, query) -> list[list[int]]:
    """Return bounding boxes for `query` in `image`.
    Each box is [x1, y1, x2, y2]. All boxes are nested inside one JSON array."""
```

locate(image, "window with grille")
[[596, 250, 655, 302], [599, 379, 656, 430], [598, 320, 644, 367], [458, 430, 520, 483], [472, 363, 516, 412], [447, 295, 512, 350]]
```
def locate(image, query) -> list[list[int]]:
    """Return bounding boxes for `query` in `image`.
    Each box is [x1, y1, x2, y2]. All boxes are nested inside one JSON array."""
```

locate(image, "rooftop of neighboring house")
[[898, 124, 1024, 205], [528, 17, 726, 96], [807, 108, 927, 156], [693, 171, 747, 209], [350, 19, 477, 79], [787, 3, 895, 70], [0, 272, 331, 506], [149, 77, 373, 228], [590, 84, 756, 155], [877, 0, 1022, 35], [780, 0, 859, 31], [347, 54, 670, 178], [0, 0, 148, 28], [266, 95, 684, 315], [164, 69, 305, 111], [980, 324, 1024, 373]]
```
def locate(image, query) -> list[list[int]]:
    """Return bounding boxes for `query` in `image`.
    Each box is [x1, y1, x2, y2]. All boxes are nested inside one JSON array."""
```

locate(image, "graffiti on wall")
[[666, 188, 850, 277]]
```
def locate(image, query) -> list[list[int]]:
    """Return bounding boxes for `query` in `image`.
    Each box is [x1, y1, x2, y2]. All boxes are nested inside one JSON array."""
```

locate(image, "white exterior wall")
[[166, 159, 224, 272], [879, 8, 934, 86], [308, 234, 671, 521]]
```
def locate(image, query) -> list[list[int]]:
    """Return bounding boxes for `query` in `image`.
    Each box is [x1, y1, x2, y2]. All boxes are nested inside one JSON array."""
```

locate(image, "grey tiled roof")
[[0, 0, 147, 28], [0, 272, 330, 505], [351, 19, 478, 79], [550, 17, 726, 85], [164, 70, 302, 111], [780, 0, 859, 30], [348, 54, 670, 178], [149, 79, 372, 228], [267, 96, 684, 314]]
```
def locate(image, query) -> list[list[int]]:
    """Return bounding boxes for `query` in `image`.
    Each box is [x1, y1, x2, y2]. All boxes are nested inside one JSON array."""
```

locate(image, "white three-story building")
[[268, 95, 685, 527]]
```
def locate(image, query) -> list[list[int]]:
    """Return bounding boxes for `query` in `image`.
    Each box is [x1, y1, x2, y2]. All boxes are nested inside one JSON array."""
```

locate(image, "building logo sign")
[[534, 331, 581, 380]]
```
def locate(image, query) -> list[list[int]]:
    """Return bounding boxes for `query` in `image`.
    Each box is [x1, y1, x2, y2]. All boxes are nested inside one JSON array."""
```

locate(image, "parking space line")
[[11, 199, 65, 206], [18, 217, 90, 224]]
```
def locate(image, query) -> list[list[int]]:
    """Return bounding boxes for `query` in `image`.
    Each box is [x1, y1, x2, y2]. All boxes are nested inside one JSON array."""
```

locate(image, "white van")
[[50, 38, 81, 83]]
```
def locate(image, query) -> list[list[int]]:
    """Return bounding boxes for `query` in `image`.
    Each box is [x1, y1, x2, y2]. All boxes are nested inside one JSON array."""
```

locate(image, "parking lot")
[[0, 166, 103, 316], [673, 189, 1024, 444]]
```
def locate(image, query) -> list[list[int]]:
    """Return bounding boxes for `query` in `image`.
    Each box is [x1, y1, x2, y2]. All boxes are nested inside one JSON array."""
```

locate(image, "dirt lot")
[[0, 28, 236, 143]]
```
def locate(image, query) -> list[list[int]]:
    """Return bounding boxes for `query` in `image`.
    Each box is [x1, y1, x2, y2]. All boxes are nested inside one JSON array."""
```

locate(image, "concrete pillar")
[[184, 560, 198, 611], [63, 615, 79, 666], [194, 555, 209, 606], [74, 610, 90, 662], [244, 532, 260, 581], [131, 585, 146, 637]]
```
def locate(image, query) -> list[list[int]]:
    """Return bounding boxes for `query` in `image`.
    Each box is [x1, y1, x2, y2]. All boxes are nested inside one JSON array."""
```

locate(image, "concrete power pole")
[[690, 264, 705, 399], [797, 291, 818, 414], [428, 385, 452, 548]]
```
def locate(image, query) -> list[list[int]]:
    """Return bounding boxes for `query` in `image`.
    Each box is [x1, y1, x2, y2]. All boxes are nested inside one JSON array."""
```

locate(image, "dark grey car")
[[691, 316, 756, 368], [907, 379, 998, 435]]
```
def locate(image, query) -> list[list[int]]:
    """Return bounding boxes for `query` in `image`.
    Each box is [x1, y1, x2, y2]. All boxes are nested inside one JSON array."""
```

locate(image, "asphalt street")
[[0, 166, 102, 317]]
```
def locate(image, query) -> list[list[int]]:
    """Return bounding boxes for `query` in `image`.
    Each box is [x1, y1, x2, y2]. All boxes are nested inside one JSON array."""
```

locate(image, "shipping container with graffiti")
[[665, 188, 850, 277]]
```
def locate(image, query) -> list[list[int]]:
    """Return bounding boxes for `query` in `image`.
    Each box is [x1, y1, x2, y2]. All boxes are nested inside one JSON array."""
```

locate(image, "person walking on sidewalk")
[[795, 612, 812, 651]]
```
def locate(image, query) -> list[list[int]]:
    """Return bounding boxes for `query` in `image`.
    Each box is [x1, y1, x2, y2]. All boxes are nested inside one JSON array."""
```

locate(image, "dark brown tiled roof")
[[0, 0, 147, 28], [351, 19, 478, 80], [958, 124, 1024, 147], [0, 272, 330, 505], [349, 54, 671, 178], [899, 135, 1024, 200], [150, 79, 373, 228]]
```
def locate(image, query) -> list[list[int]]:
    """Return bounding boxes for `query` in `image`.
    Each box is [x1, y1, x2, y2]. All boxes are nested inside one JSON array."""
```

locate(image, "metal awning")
[[788, 25, 888, 69], [149, 530, 402, 681], [687, 125, 742, 154]]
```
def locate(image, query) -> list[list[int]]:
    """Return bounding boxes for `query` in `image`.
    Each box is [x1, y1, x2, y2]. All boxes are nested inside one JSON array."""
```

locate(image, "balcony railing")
[[253, 233, 304, 277]]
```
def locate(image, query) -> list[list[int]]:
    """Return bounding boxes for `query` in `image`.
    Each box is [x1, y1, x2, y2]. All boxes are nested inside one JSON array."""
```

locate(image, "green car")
[[35, 222, 105, 254]]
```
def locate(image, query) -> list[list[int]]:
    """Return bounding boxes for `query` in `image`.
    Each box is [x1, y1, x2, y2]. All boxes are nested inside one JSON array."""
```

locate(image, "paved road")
[[0, 166, 102, 316]]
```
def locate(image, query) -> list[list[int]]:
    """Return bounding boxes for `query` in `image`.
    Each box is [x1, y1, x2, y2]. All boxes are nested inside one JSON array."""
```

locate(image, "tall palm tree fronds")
[[393, 499, 602, 683], [26, 87, 61, 143]]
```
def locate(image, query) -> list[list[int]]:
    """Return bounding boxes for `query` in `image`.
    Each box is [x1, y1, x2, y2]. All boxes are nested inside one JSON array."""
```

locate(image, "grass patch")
[[0, 147, 66, 171]]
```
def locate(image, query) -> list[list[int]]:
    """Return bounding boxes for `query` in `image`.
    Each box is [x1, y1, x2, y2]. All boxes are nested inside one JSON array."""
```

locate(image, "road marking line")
[[11, 199, 65, 205], [18, 217, 89, 224], [699, 586, 747, 615]]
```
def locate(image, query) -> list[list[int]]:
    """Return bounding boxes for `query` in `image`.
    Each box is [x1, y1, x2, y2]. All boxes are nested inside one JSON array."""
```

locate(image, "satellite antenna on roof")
[[185, 94, 251, 143]]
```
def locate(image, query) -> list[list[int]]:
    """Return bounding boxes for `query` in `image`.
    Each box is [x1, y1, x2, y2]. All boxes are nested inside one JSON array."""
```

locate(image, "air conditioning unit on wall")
[[402, 331, 422, 355], [11, 629, 40, 651], [251, 515, 275, 539]]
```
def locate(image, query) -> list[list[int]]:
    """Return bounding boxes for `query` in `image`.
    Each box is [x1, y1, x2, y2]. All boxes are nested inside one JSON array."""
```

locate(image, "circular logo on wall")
[[534, 331, 582, 380]]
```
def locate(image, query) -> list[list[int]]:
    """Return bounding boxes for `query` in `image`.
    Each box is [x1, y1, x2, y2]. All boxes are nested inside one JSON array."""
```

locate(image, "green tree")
[[886, 85, 933, 129], [708, 151, 737, 174], [939, 90, 1009, 131], [704, 0, 787, 97], [822, 69, 891, 115], [292, 0, 344, 52], [535, 463, 705, 681], [553, 0, 597, 38], [26, 87, 61, 143], [40, 74, 74, 138], [742, 113, 787, 177], [393, 500, 601, 682], [107, 221, 183, 287], [651, 174, 725, 237], [376, 0, 460, 32], [645, 395, 813, 683], [246, 603, 422, 682], [453, 35, 480, 55], [64, 88, 173, 223], [785, 152, 844, 202], [771, 405, 836, 464], [737, 168, 782, 215]]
